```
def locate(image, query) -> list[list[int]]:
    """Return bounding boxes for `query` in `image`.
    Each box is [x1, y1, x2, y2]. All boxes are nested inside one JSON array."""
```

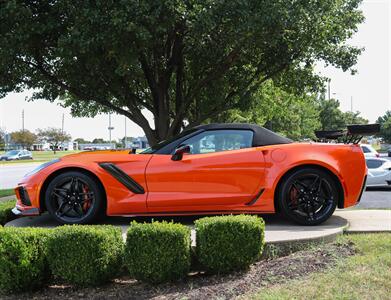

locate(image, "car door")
[[366, 159, 389, 185], [18, 151, 24, 160], [145, 129, 266, 212]]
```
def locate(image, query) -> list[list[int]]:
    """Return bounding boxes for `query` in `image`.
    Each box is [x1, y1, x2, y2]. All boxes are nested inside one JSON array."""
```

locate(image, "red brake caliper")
[[82, 185, 91, 211], [290, 186, 298, 208]]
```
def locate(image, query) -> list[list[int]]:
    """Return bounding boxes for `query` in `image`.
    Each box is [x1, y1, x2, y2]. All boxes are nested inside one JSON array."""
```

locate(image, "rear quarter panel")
[[256, 143, 366, 211]]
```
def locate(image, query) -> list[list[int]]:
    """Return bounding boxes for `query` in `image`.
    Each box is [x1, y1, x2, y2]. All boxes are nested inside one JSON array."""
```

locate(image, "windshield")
[[140, 128, 199, 154], [6, 150, 19, 155]]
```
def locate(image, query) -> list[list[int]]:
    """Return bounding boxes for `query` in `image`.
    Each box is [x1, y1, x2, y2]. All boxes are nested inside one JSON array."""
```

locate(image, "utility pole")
[[22, 109, 25, 132], [61, 113, 64, 134], [124, 116, 127, 148], [327, 79, 331, 100], [350, 96, 353, 112], [108, 114, 114, 148]]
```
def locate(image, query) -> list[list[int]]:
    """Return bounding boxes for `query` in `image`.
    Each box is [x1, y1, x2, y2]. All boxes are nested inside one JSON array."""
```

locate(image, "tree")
[[0, 0, 364, 145], [318, 98, 368, 131], [0, 128, 5, 150], [10, 130, 37, 149], [92, 138, 107, 144], [37, 128, 71, 154], [376, 111, 391, 143], [343, 111, 368, 125], [214, 80, 320, 140], [74, 138, 90, 144], [318, 99, 346, 130]]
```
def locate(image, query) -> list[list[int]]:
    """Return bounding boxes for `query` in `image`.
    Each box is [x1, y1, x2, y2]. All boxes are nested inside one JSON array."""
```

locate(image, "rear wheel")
[[277, 168, 338, 225], [45, 171, 104, 224]]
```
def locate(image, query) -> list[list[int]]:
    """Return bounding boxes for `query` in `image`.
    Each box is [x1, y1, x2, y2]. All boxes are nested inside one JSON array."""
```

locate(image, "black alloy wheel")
[[45, 171, 104, 224], [278, 168, 338, 225]]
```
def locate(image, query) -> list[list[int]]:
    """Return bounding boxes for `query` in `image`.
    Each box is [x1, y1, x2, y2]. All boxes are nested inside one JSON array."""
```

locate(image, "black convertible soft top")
[[194, 123, 292, 146]]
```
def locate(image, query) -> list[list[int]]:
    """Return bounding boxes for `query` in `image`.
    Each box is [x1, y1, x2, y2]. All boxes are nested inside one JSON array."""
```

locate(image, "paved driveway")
[[0, 163, 40, 189]]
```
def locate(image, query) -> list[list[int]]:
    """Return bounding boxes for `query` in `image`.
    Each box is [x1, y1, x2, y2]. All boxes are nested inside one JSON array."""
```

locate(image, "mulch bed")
[[3, 241, 356, 300]]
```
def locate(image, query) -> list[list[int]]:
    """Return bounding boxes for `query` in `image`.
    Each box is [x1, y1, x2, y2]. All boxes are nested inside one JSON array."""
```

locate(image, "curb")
[[262, 222, 349, 259], [0, 195, 15, 203]]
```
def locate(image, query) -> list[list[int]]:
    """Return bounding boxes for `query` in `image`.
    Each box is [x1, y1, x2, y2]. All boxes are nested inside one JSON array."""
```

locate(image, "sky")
[[0, 0, 390, 142]]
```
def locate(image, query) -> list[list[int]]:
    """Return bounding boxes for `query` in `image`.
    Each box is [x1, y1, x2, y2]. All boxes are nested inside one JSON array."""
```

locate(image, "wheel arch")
[[39, 167, 107, 213], [273, 163, 345, 212]]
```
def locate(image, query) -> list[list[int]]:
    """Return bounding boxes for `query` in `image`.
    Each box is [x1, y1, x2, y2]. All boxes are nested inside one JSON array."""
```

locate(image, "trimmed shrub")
[[0, 200, 16, 225], [0, 227, 52, 293], [125, 221, 191, 283], [195, 215, 265, 273], [47, 225, 123, 286]]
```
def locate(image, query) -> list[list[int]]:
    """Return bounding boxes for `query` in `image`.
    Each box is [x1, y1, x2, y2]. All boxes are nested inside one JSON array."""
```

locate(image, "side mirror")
[[171, 145, 190, 161]]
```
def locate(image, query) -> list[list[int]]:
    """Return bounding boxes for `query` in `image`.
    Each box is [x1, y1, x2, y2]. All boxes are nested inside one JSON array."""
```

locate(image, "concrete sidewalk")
[[0, 195, 15, 203], [5, 213, 349, 245], [335, 210, 391, 233], [4, 210, 390, 246]]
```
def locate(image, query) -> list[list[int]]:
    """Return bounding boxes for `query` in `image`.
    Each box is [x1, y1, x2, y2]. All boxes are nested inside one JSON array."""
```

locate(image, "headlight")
[[24, 159, 60, 177]]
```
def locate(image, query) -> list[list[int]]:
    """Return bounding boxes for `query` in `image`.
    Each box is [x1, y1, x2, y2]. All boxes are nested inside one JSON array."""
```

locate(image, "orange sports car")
[[13, 123, 377, 226]]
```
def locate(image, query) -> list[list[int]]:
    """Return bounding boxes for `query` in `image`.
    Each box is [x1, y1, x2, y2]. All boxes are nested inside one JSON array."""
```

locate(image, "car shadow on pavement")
[[365, 186, 391, 192]]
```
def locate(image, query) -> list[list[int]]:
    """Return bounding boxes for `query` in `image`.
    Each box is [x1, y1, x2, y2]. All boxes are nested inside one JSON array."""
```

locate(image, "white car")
[[360, 144, 379, 158], [366, 158, 391, 187]]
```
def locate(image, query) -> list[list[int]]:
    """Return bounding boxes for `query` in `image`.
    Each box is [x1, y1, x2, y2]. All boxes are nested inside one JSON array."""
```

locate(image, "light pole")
[[124, 116, 127, 148], [108, 114, 114, 148], [350, 96, 353, 112], [22, 109, 25, 132]]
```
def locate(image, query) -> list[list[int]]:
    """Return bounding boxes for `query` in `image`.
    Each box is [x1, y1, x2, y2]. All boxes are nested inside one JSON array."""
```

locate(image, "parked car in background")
[[0, 150, 33, 161], [366, 158, 391, 187], [360, 144, 379, 158]]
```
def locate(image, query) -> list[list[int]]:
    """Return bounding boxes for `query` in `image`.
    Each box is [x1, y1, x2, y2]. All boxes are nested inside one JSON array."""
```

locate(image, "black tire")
[[45, 171, 104, 224], [277, 167, 338, 225]]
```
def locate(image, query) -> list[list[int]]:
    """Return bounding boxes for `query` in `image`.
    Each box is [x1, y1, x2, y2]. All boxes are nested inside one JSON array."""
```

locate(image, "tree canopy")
[[318, 98, 368, 131], [0, 0, 364, 145], [10, 130, 37, 149], [214, 80, 321, 140], [37, 127, 71, 153], [376, 111, 391, 143]]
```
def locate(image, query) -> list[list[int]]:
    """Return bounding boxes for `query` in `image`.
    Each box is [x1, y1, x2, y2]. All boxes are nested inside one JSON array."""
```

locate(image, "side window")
[[366, 160, 383, 169], [361, 146, 370, 153], [182, 130, 253, 154]]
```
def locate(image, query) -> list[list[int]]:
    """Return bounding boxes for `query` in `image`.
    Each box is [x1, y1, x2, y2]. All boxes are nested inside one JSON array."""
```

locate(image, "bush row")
[[0, 215, 265, 293]]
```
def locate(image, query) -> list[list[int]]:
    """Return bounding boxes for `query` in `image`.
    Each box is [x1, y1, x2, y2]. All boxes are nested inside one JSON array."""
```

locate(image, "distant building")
[[131, 136, 149, 149], [32, 141, 78, 151], [32, 142, 51, 151], [79, 143, 116, 151]]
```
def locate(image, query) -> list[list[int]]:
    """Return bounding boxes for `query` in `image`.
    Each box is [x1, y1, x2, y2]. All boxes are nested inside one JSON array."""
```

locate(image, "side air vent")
[[99, 163, 145, 194], [17, 186, 31, 206]]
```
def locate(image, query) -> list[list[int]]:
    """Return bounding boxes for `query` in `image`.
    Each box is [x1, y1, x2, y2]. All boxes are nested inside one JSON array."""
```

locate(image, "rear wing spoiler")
[[315, 124, 380, 144]]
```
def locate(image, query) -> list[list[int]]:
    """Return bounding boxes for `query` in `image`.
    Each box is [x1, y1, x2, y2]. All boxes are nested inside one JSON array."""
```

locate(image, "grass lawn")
[[0, 189, 14, 198], [0, 150, 80, 165], [246, 233, 391, 300]]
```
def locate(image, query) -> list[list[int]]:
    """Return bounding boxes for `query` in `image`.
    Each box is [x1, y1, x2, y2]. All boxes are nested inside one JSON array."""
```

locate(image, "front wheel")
[[45, 171, 104, 224], [277, 168, 338, 225]]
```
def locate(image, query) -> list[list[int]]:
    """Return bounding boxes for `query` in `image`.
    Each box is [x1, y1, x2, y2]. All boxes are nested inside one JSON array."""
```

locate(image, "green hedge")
[[0, 200, 16, 225], [195, 215, 265, 273], [125, 221, 191, 283], [0, 227, 52, 293], [47, 225, 123, 286]]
